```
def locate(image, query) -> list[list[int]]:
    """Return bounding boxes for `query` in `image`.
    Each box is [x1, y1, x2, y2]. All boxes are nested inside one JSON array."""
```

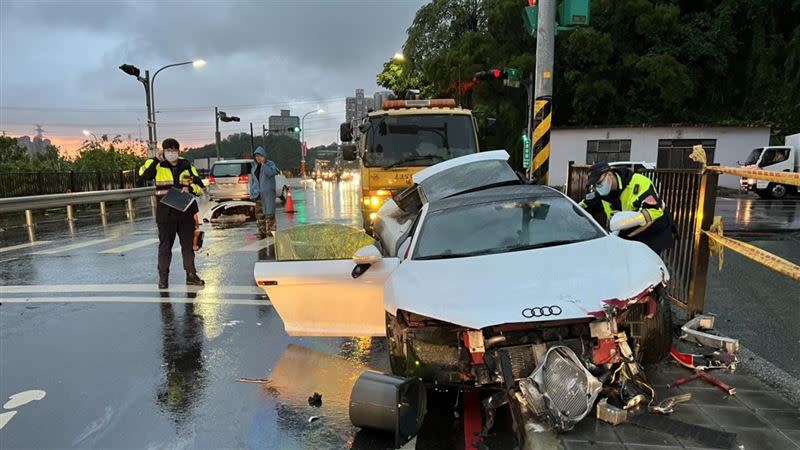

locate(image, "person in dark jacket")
[[248, 146, 280, 239], [139, 138, 205, 288]]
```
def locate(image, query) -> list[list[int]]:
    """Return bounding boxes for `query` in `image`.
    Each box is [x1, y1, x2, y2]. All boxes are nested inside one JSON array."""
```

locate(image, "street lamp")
[[392, 52, 406, 64], [119, 59, 206, 157], [82, 129, 98, 142], [300, 109, 324, 177]]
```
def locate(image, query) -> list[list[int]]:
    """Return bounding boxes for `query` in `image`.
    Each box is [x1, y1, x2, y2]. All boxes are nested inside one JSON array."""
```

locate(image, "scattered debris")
[[681, 314, 739, 354], [308, 416, 320, 423], [649, 393, 692, 415], [669, 370, 736, 396], [596, 398, 627, 425], [308, 392, 322, 407]]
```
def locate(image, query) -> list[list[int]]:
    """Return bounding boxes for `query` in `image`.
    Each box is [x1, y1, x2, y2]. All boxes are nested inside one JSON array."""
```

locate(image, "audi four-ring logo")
[[521, 305, 563, 318]]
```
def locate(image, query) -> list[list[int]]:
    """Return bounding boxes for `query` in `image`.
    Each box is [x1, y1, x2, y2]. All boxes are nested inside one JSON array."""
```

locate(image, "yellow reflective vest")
[[139, 157, 204, 198]]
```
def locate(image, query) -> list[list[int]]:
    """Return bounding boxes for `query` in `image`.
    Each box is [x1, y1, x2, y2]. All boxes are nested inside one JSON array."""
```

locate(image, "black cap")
[[587, 161, 612, 185], [162, 138, 180, 150]]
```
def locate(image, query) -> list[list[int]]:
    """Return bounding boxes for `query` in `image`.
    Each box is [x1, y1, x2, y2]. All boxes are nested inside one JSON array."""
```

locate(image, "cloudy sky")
[[0, 0, 424, 154]]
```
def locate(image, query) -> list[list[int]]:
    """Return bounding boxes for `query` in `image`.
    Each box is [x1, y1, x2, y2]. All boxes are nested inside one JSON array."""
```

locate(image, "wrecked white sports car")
[[254, 151, 672, 430]]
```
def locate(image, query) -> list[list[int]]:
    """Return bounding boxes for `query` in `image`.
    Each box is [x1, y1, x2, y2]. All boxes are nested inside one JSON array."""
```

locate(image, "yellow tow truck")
[[340, 98, 481, 232]]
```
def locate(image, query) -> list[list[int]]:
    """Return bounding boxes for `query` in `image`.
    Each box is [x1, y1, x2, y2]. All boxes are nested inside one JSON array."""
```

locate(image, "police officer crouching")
[[139, 138, 205, 289], [580, 161, 676, 255]]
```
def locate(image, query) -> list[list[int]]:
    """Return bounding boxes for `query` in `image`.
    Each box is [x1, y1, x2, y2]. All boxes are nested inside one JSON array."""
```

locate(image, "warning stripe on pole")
[[690, 145, 800, 186], [530, 96, 551, 185], [705, 217, 800, 281]]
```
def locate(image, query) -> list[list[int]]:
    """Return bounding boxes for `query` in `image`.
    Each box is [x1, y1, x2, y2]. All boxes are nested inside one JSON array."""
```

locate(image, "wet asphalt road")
[[1, 180, 799, 449]]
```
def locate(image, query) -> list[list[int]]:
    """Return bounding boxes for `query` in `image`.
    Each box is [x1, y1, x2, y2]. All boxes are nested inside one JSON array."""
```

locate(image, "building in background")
[[345, 97, 357, 124], [268, 110, 300, 140], [549, 125, 770, 189], [373, 91, 393, 111], [15, 125, 51, 157]]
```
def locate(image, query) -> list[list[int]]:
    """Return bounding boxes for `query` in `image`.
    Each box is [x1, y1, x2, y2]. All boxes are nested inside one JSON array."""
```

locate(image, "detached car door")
[[254, 257, 399, 337]]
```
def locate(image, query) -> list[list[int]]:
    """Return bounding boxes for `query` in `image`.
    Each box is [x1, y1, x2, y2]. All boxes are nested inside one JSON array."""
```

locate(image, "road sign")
[[522, 131, 532, 168]]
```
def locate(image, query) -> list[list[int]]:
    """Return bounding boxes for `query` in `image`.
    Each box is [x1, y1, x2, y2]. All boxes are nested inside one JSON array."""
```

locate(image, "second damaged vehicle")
[[254, 151, 673, 433]]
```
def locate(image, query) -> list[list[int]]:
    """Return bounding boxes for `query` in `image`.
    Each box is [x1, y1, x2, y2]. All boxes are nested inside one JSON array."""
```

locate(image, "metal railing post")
[[25, 209, 35, 242], [100, 201, 108, 226], [686, 171, 719, 317], [149, 195, 157, 218], [66, 204, 75, 222], [127, 198, 135, 220]]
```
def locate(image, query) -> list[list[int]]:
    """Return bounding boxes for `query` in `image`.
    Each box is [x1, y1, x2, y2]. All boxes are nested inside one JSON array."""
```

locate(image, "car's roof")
[[212, 159, 252, 165], [427, 184, 565, 212]]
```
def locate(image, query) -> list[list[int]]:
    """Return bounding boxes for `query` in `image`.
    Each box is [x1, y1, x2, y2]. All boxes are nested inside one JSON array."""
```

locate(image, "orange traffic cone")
[[284, 186, 296, 214]]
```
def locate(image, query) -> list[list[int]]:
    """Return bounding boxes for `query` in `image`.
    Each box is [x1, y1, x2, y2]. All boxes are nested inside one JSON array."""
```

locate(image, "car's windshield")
[[212, 163, 250, 177], [363, 114, 477, 168], [413, 196, 604, 260], [759, 148, 791, 167], [744, 148, 763, 166]]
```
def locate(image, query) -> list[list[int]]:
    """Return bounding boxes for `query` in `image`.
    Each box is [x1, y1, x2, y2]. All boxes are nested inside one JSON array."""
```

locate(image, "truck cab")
[[740, 133, 799, 198], [340, 99, 481, 231]]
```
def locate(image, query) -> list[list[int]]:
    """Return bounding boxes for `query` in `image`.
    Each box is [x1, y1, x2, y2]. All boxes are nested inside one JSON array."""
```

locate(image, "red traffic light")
[[491, 69, 502, 78]]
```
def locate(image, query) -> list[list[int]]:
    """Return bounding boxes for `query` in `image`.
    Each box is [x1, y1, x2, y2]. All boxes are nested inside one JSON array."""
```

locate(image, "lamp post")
[[300, 109, 324, 177], [119, 59, 205, 157], [82, 129, 98, 143]]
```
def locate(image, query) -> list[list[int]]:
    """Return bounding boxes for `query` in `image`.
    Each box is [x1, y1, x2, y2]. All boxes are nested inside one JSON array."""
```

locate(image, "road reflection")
[[156, 295, 207, 434], [728, 197, 800, 230], [288, 179, 361, 228]]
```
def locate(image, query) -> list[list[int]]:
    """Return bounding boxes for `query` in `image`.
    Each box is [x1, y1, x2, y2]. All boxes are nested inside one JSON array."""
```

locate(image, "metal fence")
[[0, 169, 147, 198], [566, 162, 718, 316]]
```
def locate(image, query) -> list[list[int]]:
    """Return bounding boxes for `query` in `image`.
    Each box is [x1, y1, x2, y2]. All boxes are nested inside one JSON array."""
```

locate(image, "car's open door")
[[254, 257, 399, 337]]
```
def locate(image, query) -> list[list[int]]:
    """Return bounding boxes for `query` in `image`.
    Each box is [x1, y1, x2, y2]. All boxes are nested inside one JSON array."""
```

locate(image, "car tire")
[[618, 291, 673, 365], [769, 183, 787, 199], [386, 312, 408, 376]]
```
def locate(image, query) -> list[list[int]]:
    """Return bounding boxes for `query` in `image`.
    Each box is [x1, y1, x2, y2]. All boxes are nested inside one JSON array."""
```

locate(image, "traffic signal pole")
[[142, 70, 156, 158], [529, 0, 556, 185], [214, 107, 221, 159]]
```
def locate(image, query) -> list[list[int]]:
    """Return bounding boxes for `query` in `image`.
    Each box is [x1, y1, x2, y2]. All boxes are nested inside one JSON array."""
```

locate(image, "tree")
[[0, 136, 32, 171], [73, 135, 144, 172]]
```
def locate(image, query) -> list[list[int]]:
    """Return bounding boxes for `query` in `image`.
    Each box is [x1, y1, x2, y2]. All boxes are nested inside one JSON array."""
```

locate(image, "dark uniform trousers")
[[157, 207, 197, 277]]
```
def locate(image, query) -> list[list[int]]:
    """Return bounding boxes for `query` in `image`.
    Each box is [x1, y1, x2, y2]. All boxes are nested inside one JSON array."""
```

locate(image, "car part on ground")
[[348, 370, 427, 449], [680, 314, 739, 354], [201, 200, 255, 223]]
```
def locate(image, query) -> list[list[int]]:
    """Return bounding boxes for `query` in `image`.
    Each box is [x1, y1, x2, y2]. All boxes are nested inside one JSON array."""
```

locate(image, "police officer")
[[581, 161, 675, 254], [139, 138, 205, 289]]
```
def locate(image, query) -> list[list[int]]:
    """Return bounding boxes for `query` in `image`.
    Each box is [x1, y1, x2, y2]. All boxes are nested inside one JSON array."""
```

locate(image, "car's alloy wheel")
[[770, 183, 787, 199]]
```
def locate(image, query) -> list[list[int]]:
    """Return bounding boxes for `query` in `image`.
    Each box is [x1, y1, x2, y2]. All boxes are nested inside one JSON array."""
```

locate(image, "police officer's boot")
[[158, 272, 169, 290], [186, 272, 205, 286]]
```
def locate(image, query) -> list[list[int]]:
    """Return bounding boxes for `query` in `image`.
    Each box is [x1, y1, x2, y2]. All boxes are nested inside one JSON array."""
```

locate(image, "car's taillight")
[[208, 176, 216, 184], [238, 175, 249, 184]]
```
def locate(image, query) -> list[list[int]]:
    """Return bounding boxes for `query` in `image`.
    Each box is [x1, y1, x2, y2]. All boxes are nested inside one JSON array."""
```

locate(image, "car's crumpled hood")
[[384, 235, 667, 330]]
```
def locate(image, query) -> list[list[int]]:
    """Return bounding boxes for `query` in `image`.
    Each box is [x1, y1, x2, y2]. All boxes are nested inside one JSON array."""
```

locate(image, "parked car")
[[255, 151, 672, 390], [206, 159, 288, 203]]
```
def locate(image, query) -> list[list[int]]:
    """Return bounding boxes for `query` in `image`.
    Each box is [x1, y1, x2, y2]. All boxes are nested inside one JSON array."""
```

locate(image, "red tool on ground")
[[669, 370, 736, 395]]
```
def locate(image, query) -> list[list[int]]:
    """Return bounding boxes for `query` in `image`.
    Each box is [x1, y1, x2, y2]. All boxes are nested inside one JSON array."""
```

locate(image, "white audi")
[[254, 151, 672, 391]]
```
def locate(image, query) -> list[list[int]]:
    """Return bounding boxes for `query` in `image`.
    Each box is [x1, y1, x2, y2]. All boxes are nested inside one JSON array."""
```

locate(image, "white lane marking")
[[236, 237, 274, 252], [32, 238, 115, 255], [0, 284, 263, 295], [0, 296, 271, 306], [0, 241, 52, 254], [98, 238, 159, 254], [3, 390, 46, 409], [0, 411, 17, 430]]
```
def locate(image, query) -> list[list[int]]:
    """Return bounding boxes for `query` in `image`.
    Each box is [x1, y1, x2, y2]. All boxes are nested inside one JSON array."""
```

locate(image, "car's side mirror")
[[342, 144, 357, 161], [340, 123, 353, 142], [609, 211, 646, 233]]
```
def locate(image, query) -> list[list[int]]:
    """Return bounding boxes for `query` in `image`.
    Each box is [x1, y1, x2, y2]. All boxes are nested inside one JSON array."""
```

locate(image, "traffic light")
[[473, 68, 521, 88], [287, 127, 301, 133], [474, 69, 505, 81], [218, 111, 240, 122], [118, 64, 141, 77]]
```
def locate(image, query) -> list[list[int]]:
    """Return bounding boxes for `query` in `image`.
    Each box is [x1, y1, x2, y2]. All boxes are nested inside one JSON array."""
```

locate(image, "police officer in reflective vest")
[[139, 138, 205, 288], [580, 161, 675, 255]]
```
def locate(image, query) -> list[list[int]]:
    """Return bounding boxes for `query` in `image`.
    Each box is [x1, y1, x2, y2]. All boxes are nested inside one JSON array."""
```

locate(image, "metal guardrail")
[[566, 162, 718, 316], [0, 169, 146, 198], [0, 187, 155, 214], [0, 186, 156, 242]]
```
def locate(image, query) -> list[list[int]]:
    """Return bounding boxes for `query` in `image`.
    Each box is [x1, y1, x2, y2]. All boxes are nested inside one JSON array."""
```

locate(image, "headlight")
[[363, 190, 392, 210]]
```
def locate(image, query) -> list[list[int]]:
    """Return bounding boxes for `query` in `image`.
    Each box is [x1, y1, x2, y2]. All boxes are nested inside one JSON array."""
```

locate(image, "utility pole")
[[249, 122, 255, 157], [214, 107, 221, 159], [143, 71, 156, 157], [529, 0, 555, 185], [262, 125, 268, 148]]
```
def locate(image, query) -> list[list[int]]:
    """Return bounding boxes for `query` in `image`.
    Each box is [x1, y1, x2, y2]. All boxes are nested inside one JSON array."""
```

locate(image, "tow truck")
[[339, 98, 481, 232]]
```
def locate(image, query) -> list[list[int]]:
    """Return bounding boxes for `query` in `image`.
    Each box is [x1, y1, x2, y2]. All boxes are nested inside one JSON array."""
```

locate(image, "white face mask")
[[595, 177, 612, 196], [165, 151, 179, 162]]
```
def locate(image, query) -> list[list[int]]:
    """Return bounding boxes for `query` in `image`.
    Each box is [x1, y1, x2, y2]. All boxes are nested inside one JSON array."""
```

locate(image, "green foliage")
[[388, 0, 800, 169], [72, 135, 144, 172]]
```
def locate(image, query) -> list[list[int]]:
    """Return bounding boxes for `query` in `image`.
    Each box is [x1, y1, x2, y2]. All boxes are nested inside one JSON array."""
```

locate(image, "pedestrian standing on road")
[[139, 138, 205, 289], [249, 146, 280, 239], [580, 161, 676, 255]]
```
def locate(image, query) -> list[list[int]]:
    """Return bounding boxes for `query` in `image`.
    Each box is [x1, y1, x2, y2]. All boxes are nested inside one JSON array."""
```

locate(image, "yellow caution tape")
[[703, 216, 800, 280], [690, 145, 800, 186], [707, 216, 725, 271]]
